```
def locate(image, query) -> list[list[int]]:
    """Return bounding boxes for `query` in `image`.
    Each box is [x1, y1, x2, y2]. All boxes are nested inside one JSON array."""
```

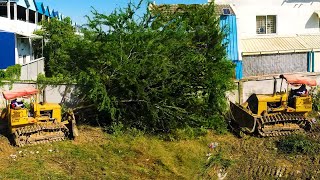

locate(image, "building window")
[[256, 15, 276, 34]]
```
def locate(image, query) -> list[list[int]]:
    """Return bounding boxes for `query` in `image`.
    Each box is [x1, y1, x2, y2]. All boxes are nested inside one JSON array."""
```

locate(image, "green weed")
[[277, 134, 320, 155]]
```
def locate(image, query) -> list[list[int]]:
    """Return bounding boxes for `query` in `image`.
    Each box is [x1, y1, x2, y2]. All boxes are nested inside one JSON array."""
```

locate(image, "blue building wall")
[[220, 15, 242, 79], [0, 32, 15, 69]]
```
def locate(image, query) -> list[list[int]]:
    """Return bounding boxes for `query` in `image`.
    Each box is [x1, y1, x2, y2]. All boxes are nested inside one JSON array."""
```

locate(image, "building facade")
[[0, 0, 64, 79], [214, 0, 320, 78]]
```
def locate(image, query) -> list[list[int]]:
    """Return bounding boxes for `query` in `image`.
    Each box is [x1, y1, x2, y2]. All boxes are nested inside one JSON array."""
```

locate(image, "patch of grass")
[[163, 126, 208, 141], [0, 126, 320, 179], [277, 134, 320, 155], [0, 126, 218, 179], [206, 151, 233, 169]]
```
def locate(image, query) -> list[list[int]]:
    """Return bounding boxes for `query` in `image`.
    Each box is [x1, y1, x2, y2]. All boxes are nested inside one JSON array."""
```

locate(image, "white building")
[[213, 0, 320, 77], [0, 0, 64, 80]]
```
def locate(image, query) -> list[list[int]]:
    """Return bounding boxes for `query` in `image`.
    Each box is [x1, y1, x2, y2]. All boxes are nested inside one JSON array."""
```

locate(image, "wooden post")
[[239, 80, 243, 104]]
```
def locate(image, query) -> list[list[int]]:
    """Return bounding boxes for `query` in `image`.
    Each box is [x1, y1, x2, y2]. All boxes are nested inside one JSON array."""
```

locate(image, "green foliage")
[[0, 64, 22, 88], [310, 87, 320, 111], [36, 73, 74, 87], [277, 134, 320, 155], [39, 1, 235, 133], [0, 70, 5, 79], [164, 126, 208, 141], [0, 64, 21, 80], [206, 151, 233, 169], [203, 149, 233, 178], [31, 38, 42, 60], [106, 122, 125, 136], [5, 64, 21, 79], [34, 17, 79, 77], [23, 101, 31, 110]]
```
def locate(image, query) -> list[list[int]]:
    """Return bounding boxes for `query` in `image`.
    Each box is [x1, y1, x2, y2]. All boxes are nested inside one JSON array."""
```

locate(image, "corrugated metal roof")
[[297, 35, 320, 50], [240, 35, 320, 55], [17, 0, 28, 8], [28, 0, 37, 11], [215, 4, 235, 15], [35, 1, 45, 14], [45, 6, 50, 17]]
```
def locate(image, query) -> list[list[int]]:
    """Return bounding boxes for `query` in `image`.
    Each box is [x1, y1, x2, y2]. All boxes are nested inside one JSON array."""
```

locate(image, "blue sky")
[[41, 0, 207, 25]]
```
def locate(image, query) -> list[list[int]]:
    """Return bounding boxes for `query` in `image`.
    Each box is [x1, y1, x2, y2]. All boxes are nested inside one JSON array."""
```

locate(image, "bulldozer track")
[[257, 129, 303, 137], [236, 157, 320, 179], [257, 113, 311, 137], [13, 122, 69, 147], [248, 164, 304, 179]]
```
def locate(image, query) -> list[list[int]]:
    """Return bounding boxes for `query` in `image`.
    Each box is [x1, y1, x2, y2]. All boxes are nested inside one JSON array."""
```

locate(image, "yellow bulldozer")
[[0, 87, 78, 146], [229, 74, 317, 137]]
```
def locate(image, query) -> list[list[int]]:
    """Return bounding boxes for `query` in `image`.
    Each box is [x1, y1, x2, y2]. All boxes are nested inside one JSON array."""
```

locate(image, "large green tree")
[[35, 17, 80, 78], [38, 1, 235, 133]]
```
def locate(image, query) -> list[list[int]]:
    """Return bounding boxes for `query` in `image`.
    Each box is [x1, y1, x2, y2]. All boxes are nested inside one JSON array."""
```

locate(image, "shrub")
[[38, 1, 235, 133], [310, 87, 320, 111], [164, 126, 208, 141], [5, 64, 21, 79], [277, 134, 320, 155]]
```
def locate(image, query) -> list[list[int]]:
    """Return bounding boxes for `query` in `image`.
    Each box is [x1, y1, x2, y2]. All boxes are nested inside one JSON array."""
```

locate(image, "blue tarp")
[[233, 60, 243, 80], [220, 15, 243, 79], [0, 31, 15, 69], [220, 15, 239, 61]]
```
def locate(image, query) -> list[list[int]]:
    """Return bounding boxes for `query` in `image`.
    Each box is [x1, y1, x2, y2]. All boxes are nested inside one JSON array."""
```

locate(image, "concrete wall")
[[231, 72, 320, 104], [0, 82, 76, 109], [314, 52, 320, 72], [242, 52, 308, 77], [214, 0, 320, 38], [20, 57, 44, 80]]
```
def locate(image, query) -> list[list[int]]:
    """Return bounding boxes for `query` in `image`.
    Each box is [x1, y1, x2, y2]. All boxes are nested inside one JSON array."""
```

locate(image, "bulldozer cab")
[[280, 74, 316, 113], [2, 88, 39, 130], [2, 87, 63, 130]]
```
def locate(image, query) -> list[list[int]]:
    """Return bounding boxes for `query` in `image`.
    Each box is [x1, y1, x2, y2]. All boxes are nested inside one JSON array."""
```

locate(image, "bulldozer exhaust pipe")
[[43, 87, 47, 104], [273, 77, 277, 96]]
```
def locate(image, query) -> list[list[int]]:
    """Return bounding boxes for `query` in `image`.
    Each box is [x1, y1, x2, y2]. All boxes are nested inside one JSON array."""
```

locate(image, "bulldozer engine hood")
[[280, 74, 317, 86], [3, 87, 39, 100]]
